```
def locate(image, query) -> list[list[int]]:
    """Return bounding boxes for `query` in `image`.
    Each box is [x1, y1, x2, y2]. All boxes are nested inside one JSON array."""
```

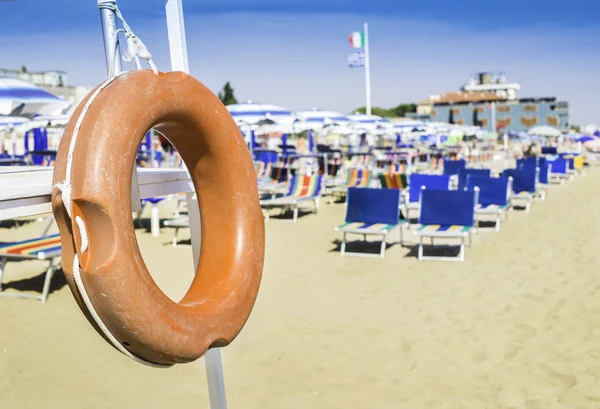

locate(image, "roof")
[[420, 91, 505, 105]]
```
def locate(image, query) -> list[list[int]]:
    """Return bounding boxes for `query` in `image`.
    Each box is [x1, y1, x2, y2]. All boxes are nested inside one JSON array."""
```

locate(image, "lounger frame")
[[0, 249, 61, 303], [337, 224, 404, 258]]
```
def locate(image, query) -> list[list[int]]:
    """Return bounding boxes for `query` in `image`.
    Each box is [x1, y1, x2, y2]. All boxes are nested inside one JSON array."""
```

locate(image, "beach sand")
[[1, 168, 600, 408]]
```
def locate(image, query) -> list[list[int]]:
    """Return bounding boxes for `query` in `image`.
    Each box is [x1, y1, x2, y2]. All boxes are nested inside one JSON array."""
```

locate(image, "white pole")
[[166, 0, 190, 73], [165, 2, 227, 409], [363, 22, 372, 116], [490, 102, 496, 133]]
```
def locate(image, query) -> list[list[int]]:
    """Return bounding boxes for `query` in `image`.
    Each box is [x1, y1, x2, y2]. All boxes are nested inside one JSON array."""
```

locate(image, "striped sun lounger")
[[260, 175, 323, 223], [0, 234, 62, 303], [414, 189, 478, 261], [335, 188, 405, 257], [329, 169, 372, 203], [378, 173, 408, 189]]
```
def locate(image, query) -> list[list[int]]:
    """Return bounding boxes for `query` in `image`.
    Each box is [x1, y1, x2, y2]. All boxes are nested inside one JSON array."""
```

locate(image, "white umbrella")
[[226, 101, 296, 127], [297, 108, 354, 134], [0, 78, 69, 116], [527, 125, 561, 137]]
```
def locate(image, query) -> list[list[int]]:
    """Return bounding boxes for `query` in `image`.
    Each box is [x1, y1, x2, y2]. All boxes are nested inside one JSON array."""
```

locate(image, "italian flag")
[[349, 31, 365, 49]]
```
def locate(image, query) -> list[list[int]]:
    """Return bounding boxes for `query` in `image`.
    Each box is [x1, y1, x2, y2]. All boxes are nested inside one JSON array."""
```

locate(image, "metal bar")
[[98, 0, 142, 212], [98, 0, 123, 76], [166, 0, 190, 73], [164, 2, 228, 408]]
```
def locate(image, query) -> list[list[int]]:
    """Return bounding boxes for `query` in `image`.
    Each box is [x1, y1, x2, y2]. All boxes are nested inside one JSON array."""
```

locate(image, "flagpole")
[[363, 22, 372, 116]]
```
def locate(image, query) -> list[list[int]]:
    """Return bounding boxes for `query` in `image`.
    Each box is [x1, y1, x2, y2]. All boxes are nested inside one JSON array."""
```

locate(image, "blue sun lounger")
[[517, 161, 551, 200], [466, 175, 512, 231], [502, 167, 538, 211], [458, 168, 491, 190], [404, 174, 451, 226], [443, 159, 467, 176], [335, 188, 406, 258], [414, 188, 478, 261], [547, 158, 569, 184]]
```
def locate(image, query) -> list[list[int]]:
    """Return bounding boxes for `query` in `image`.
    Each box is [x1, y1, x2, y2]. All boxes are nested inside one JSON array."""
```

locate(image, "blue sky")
[[1, 0, 599, 124]]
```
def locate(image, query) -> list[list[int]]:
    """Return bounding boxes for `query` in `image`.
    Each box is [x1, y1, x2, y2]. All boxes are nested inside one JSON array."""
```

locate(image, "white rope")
[[54, 72, 171, 368], [98, 3, 159, 75], [71, 256, 170, 368]]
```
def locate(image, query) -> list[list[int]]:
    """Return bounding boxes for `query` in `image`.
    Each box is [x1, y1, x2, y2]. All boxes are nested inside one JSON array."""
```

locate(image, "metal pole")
[[491, 102, 496, 133], [98, 0, 123, 77], [165, 2, 227, 409], [363, 22, 372, 116]]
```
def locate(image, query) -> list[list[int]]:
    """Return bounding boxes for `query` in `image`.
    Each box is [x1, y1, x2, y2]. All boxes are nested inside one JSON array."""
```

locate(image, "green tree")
[[353, 104, 417, 118], [218, 82, 238, 105], [569, 124, 581, 133]]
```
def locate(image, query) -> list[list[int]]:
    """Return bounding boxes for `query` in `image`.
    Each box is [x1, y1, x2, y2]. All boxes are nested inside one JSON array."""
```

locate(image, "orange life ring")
[[51, 70, 264, 366]]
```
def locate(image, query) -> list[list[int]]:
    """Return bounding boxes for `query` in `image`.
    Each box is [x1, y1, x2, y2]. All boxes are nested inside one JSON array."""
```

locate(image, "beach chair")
[[163, 215, 190, 247], [457, 168, 491, 190], [381, 162, 408, 174], [517, 160, 551, 200], [258, 166, 290, 196], [329, 169, 372, 203], [443, 159, 467, 176], [547, 158, 569, 184], [0, 232, 62, 303], [414, 188, 478, 262], [426, 156, 442, 173], [404, 174, 451, 226], [502, 167, 538, 211], [255, 160, 273, 181], [260, 175, 323, 223], [466, 175, 512, 231], [379, 172, 408, 190], [335, 188, 406, 257]]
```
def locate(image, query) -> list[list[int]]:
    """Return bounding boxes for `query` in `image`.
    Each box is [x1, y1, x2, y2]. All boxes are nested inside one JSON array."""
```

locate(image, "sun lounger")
[[163, 215, 189, 246], [457, 168, 491, 190], [466, 175, 512, 231], [443, 159, 467, 176], [547, 158, 569, 184], [378, 173, 408, 189], [0, 233, 62, 303], [404, 174, 451, 225], [328, 169, 372, 203], [335, 188, 406, 257], [260, 175, 323, 223], [517, 161, 551, 200], [414, 188, 478, 261], [502, 167, 538, 211]]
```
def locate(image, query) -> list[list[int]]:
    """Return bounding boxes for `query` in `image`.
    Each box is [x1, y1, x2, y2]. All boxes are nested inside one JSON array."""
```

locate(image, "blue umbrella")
[[594, 130, 600, 138], [395, 133, 401, 148], [577, 135, 596, 144]]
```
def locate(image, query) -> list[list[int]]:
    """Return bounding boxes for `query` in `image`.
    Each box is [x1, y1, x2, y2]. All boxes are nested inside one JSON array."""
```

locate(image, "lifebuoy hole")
[[135, 132, 197, 303]]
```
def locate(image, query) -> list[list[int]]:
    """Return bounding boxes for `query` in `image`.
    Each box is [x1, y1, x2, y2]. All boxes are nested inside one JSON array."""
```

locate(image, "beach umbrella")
[[595, 130, 600, 138], [577, 135, 596, 144], [227, 101, 296, 134], [0, 115, 30, 129], [527, 125, 561, 137], [297, 108, 353, 134], [0, 78, 70, 116]]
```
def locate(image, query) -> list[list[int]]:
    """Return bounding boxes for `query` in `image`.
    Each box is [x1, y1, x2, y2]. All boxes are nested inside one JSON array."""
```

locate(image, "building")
[[411, 72, 570, 132], [0, 67, 92, 111]]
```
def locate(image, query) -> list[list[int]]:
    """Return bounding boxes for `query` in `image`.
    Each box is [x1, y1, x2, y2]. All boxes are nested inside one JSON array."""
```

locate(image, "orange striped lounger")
[[0, 234, 62, 303]]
